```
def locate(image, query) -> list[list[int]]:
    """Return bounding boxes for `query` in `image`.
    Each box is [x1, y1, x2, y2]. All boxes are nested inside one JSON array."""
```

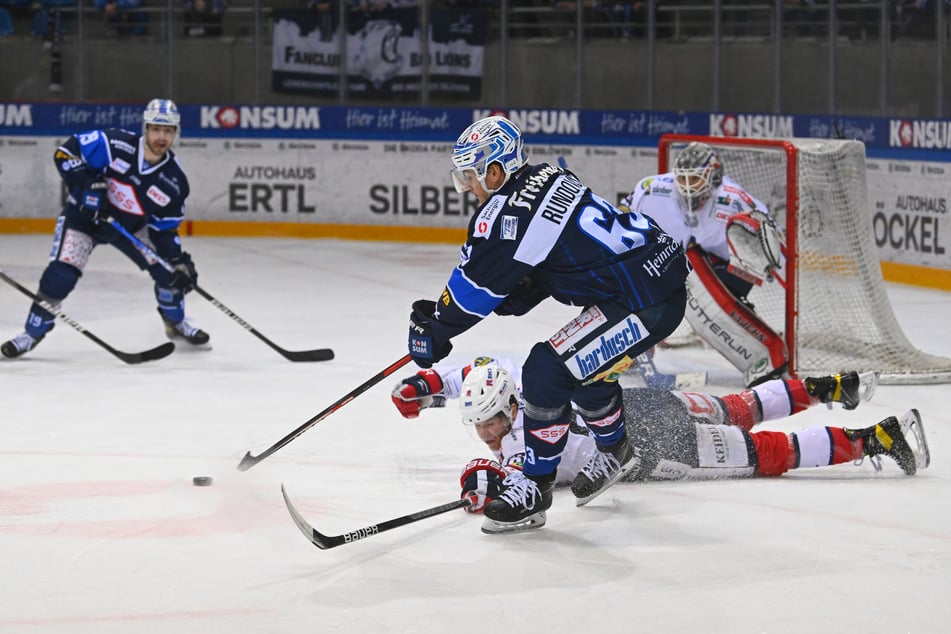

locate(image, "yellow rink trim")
[[880, 260, 951, 292], [2, 218, 948, 290]]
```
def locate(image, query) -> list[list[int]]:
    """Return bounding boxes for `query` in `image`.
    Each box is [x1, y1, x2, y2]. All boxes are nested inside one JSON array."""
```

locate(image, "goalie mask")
[[142, 98, 181, 146], [450, 116, 528, 195], [673, 142, 723, 224], [460, 364, 521, 446]]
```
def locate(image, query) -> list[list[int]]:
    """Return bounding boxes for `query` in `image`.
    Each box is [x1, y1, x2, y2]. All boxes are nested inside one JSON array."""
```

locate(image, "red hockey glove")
[[459, 458, 507, 514], [390, 369, 444, 419]]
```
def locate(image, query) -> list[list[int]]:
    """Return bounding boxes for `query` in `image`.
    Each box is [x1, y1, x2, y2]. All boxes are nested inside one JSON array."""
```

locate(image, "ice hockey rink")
[[2, 234, 949, 633]]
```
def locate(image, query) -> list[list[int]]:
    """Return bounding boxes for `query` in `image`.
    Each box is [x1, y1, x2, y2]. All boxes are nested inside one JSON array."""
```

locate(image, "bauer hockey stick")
[[282, 484, 471, 550], [106, 220, 334, 362], [237, 354, 413, 470], [0, 268, 175, 364]]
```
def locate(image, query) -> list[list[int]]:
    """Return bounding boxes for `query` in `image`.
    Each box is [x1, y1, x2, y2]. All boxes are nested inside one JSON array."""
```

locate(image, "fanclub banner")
[[271, 7, 487, 99]]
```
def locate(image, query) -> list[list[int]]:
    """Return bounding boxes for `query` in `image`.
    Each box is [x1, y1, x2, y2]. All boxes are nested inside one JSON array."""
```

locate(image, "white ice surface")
[[1, 235, 949, 633]]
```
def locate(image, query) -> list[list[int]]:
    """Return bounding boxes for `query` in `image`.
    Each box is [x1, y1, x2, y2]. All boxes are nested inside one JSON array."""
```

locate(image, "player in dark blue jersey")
[[1, 98, 209, 359], [406, 115, 690, 533]]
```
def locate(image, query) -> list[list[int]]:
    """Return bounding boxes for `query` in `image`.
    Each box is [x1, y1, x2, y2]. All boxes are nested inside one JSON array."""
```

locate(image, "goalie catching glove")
[[726, 210, 783, 284], [391, 369, 445, 418], [459, 458, 508, 514]]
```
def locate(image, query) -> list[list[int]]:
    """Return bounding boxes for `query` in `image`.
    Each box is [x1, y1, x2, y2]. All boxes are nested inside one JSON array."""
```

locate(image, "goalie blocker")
[[683, 243, 789, 387]]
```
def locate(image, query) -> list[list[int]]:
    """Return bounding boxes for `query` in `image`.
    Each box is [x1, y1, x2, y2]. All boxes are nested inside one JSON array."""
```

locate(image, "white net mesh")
[[660, 135, 951, 384]]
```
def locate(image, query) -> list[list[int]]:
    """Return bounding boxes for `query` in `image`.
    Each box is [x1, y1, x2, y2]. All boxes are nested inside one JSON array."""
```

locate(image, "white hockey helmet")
[[450, 115, 528, 195], [142, 98, 181, 143], [460, 364, 520, 428], [673, 141, 723, 219]]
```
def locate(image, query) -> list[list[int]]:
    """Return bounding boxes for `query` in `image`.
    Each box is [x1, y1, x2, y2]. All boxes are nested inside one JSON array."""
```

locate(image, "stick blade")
[[280, 348, 335, 362], [236, 451, 260, 471], [117, 341, 176, 364], [281, 484, 338, 550]]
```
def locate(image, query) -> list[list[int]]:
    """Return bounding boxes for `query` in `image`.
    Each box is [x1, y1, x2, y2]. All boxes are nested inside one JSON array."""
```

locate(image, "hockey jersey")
[[622, 173, 769, 262], [429, 163, 689, 343], [54, 127, 190, 259]]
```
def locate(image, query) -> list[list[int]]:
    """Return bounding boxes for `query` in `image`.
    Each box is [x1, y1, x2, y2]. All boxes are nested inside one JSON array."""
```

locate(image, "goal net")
[[658, 134, 951, 384]]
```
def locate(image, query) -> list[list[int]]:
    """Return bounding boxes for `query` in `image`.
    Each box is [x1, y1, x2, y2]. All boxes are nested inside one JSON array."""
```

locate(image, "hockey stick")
[[282, 484, 471, 550], [0, 268, 175, 364], [237, 354, 414, 470], [106, 219, 333, 362]]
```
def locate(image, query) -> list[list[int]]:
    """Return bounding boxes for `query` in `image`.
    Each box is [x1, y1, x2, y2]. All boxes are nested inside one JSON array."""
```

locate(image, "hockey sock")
[[789, 426, 863, 469]]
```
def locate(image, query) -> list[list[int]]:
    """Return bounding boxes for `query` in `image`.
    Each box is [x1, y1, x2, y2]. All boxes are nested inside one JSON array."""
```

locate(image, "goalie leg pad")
[[684, 247, 789, 387]]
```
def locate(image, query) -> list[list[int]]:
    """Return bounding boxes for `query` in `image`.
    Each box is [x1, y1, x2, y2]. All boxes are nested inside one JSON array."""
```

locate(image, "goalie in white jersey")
[[620, 142, 787, 387], [392, 357, 930, 528]]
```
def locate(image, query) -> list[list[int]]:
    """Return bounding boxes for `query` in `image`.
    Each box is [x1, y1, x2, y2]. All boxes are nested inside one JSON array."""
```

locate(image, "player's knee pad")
[[38, 260, 81, 302], [684, 248, 788, 387], [50, 222, 95, 273]]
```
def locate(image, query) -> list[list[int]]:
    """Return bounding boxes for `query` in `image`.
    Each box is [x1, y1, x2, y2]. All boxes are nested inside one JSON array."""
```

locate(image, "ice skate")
[[844, 409, 929, 475], [571, 435, 641, 506], [482, 472, 553, 534], [805, 371, 878, 410], [1, 331, 46, 359], [159, 309, 210, 347]]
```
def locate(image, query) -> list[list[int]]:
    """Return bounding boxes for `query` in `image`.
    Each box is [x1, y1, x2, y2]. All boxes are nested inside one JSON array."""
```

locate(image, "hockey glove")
[[459, 458, 507, 514], [408, 299, 452, 369], [168, 251, 198, 293], [391, 369, 446, 418], [79, 179, 109, 222], [495, 276, 549, 316]]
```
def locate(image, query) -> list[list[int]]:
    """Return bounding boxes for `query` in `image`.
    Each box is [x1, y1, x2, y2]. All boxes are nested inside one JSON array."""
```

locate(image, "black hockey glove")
[[407, 299, 453, 369], [494, 276, 549, 316], [168, 251, 198, 293], [79, 179, 109, 222]]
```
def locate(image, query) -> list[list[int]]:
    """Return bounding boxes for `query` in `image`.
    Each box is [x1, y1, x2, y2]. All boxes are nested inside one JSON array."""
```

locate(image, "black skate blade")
[[481, 511, 546, 535]]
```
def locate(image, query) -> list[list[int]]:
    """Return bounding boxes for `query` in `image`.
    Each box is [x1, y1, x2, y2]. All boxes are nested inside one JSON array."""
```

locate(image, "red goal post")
[[657, 133, 951, 384]]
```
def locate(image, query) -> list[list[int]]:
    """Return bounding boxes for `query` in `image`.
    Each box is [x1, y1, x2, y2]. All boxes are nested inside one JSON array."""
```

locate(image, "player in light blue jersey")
[[404, 116, 690, 534], [2, 98, 209, 359]]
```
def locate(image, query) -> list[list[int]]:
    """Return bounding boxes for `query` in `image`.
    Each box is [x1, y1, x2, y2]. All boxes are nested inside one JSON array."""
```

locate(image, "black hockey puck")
[[192, 476, 213, 486]]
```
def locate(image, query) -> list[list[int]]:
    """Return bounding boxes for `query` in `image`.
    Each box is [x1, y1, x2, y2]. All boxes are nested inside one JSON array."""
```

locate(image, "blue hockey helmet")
[[142, 98, 181, 141], [450, 116, 527, 195]]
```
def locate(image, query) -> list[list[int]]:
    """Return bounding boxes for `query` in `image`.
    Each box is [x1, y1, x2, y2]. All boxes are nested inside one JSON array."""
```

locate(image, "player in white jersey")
[[392, 357, 930, 521], [620, 142, 787, 387]]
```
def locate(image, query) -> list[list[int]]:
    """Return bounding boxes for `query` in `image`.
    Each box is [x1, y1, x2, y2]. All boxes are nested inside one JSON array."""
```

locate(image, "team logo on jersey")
[[528, 423, 570, 444], [147, 186, 171, 207], [473, 197, 504, 238], [500, 215, 518, 240], [107, 182, 146, 216], [110, 158, 131, 174]]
